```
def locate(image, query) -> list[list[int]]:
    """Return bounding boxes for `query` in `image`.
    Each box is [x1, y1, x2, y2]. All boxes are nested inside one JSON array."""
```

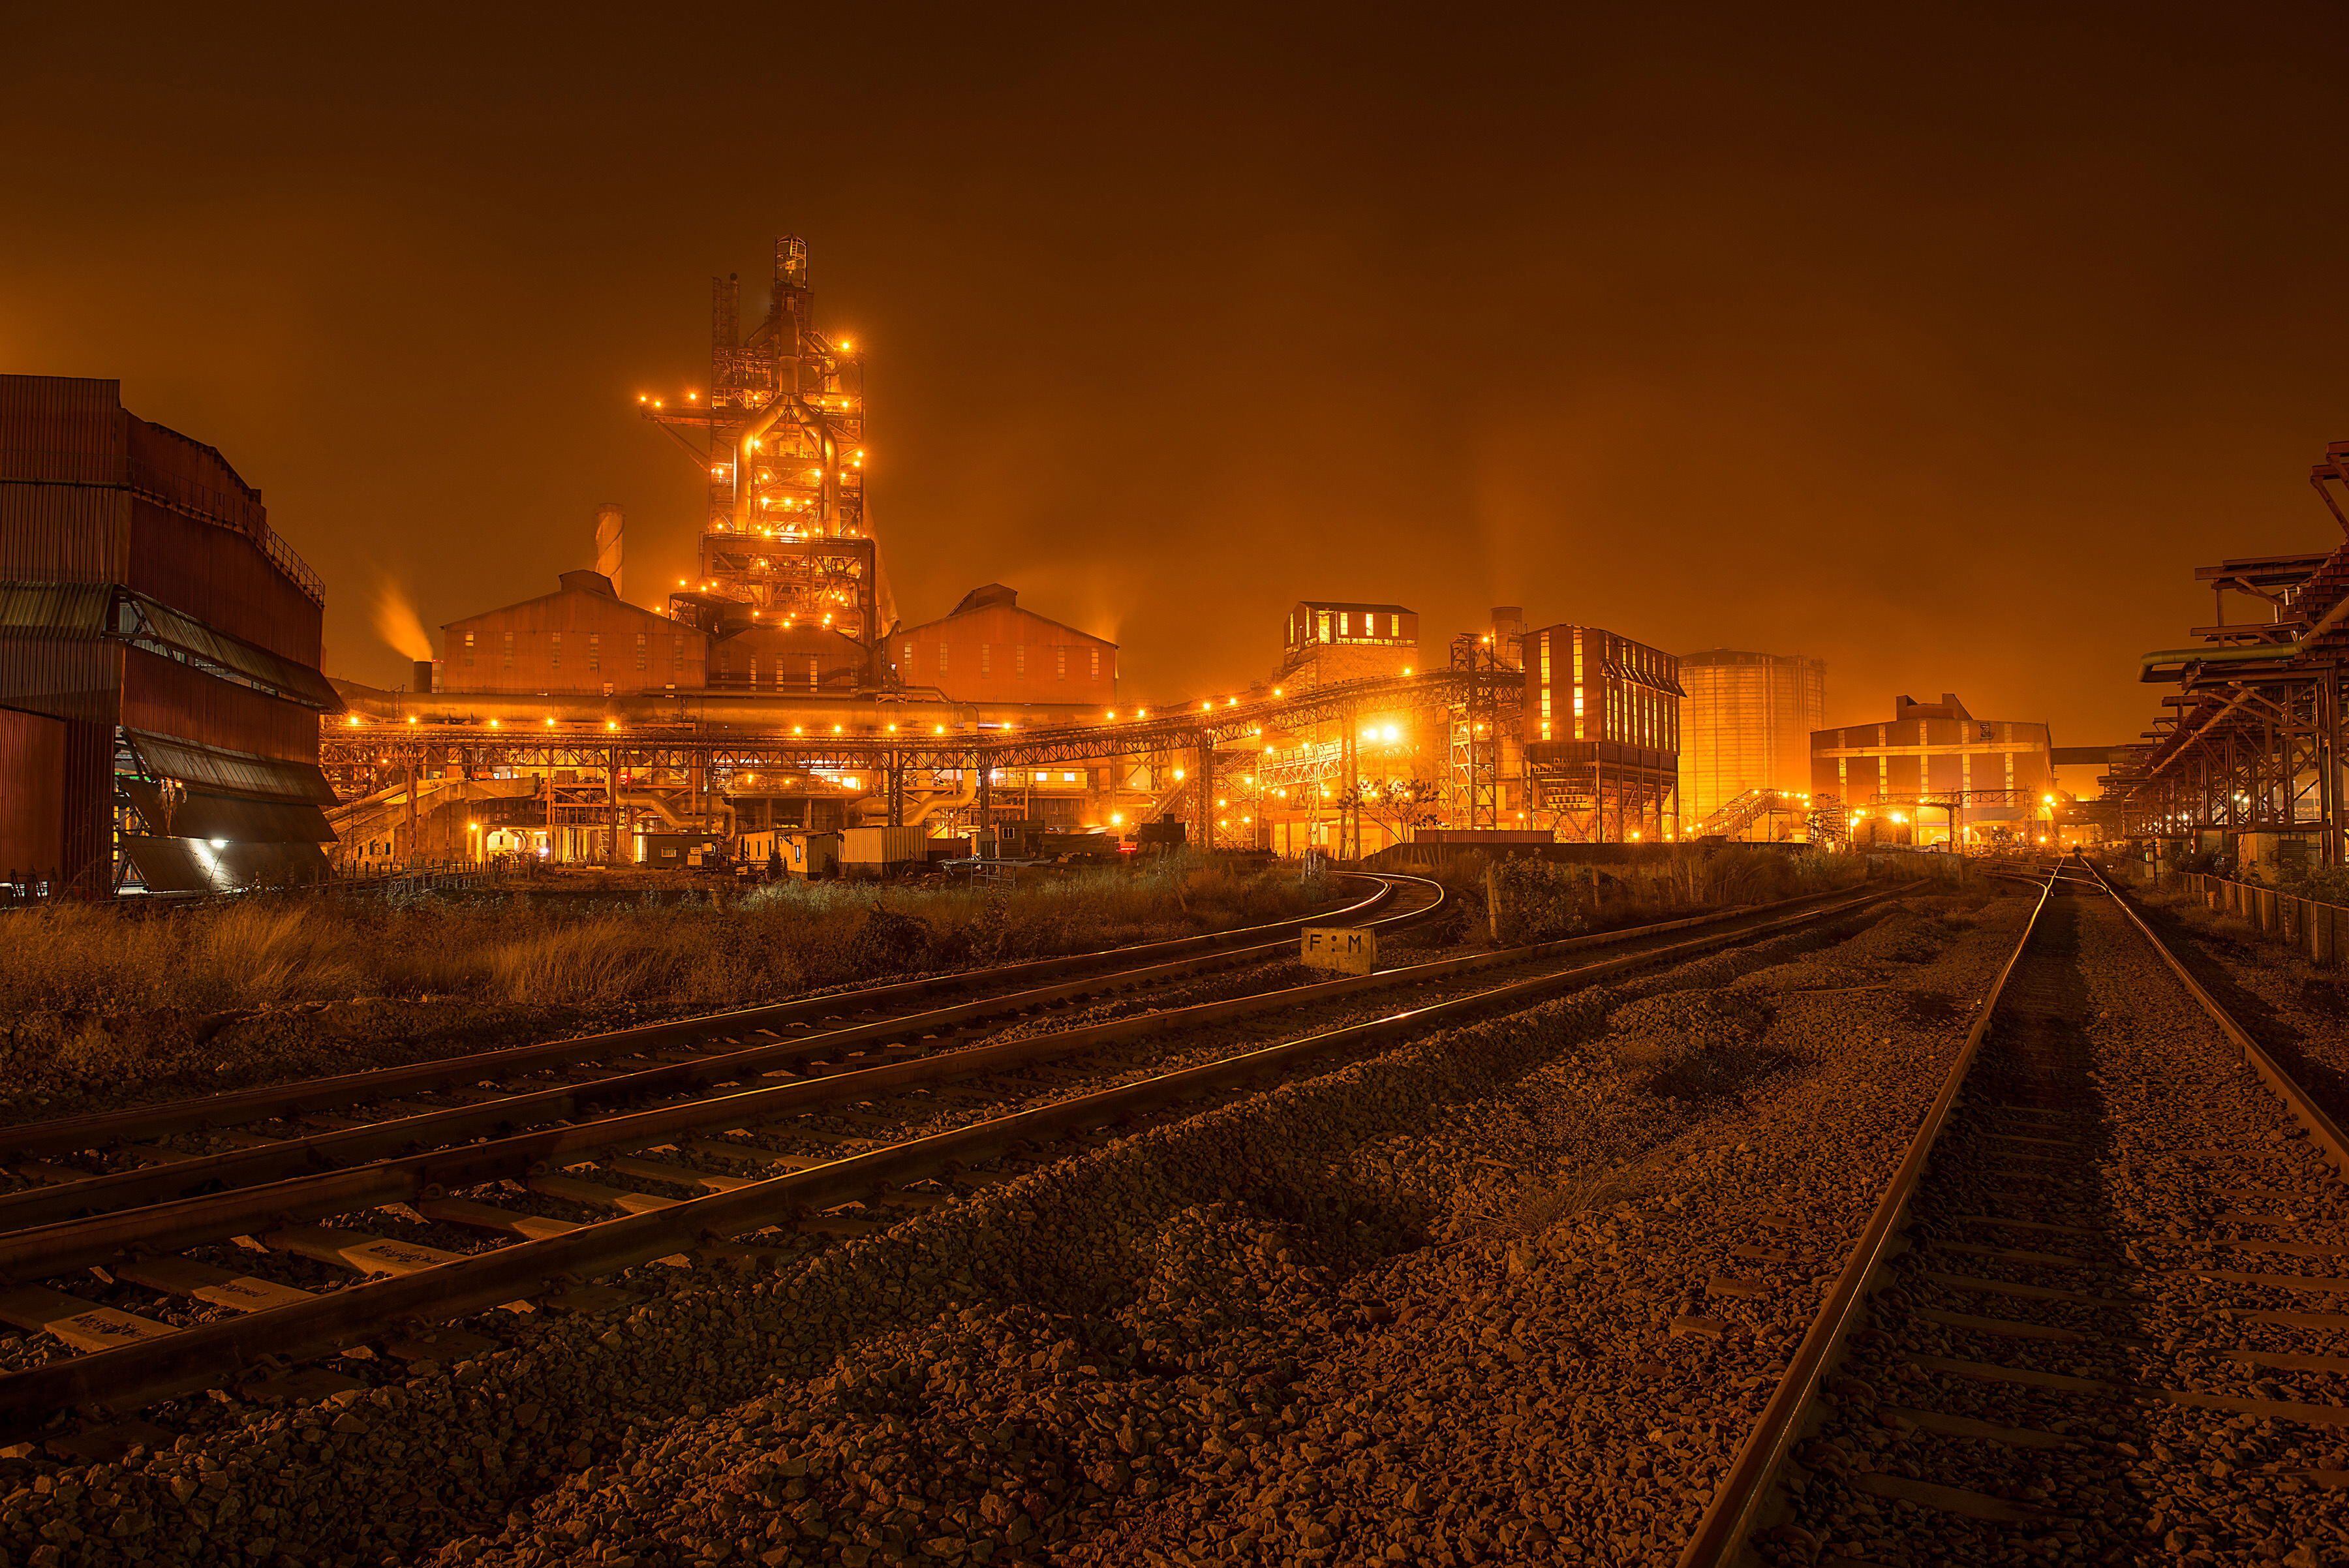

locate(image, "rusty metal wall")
[[121, 647, 320, 764], [126, 499, 322, 666], [0, 375, 127, 478], [0, 484, 127, 585], [0, 634, 122, 726], [0, 705, 66, 880]]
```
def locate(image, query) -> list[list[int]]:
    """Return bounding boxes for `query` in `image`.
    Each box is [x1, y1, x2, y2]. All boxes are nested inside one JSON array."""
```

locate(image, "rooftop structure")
[[1278, 601, 1419, 688]]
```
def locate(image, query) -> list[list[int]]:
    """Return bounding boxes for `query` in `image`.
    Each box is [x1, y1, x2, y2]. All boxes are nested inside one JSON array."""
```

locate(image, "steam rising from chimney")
[[371, 576, 433, 662]]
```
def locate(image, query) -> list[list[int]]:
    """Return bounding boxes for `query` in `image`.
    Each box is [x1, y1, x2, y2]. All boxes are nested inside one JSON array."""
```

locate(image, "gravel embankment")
[[3, 891, 2017, 1568], [1785, 892, 2349, 1567]]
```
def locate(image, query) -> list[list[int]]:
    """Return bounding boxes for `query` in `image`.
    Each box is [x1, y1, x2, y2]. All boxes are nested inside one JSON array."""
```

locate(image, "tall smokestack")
[[594, 504, 624, 600]]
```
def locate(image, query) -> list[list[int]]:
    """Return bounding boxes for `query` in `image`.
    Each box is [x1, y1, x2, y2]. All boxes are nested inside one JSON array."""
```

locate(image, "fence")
[[2162, 871, 2348, 968]]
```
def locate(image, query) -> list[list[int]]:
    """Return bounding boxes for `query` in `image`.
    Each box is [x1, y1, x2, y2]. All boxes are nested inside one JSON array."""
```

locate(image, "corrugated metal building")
[[438, 570, 709, 695], [0, 375, 341, 895], [893, 585, 1117, 707]]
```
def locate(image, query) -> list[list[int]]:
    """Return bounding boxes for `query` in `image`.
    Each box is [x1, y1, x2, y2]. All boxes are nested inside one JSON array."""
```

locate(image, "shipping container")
[[839, 824, 929, 876]]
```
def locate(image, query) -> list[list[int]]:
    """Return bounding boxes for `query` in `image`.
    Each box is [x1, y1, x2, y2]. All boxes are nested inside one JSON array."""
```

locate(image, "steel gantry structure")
[[2106, 441, 2349, 870], [320, 668, 1526, 861]]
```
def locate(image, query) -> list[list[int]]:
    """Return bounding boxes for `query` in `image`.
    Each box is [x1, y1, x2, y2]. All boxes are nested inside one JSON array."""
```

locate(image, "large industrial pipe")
[[904, 770, 980, 827], [731, 397, 840, 534], [2140, 589, 2349, 681]]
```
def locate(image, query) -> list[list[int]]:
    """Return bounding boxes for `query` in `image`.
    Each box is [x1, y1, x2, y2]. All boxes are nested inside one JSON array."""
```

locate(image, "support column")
[[975, 752, 992, 852], [607, 747, 623, 865], [1191, 731, 1215, 853], [1340, 716, 1359, 861], [886, 752, 904, 827]]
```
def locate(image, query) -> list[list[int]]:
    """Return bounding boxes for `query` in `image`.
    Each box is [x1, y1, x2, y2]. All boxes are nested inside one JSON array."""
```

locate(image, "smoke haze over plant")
[[5, 4, 2346, 746]]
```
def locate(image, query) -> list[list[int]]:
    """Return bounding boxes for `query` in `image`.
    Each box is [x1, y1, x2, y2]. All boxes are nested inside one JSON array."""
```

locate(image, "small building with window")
[[892, 583, 1116, 707], [1277, 600, 1420, 688]]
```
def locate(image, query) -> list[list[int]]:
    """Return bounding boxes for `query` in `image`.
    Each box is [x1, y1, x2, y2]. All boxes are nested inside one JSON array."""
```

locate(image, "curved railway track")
[[0, 874, 1908, 1445], [1681, 859, 2349, 1566]]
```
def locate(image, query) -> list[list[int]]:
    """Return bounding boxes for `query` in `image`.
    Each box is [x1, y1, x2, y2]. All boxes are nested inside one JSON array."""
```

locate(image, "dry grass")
[[0, 860, 1330, 1126], [0, 859, 1325, 1017]]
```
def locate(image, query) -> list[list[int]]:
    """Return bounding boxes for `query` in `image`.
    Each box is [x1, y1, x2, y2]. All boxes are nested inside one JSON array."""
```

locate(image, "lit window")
[[980, 644, 992, 677], [588, 632, 600, 672], [1056, 647, 1067, 682], [502, 630, 514, 671], [903, 641, 914, 671], [549, 632, 562, 669], [938, 644, 949, 677], [1089, 647, 1099, 680], [636, 632, 647, 671], [1015, 645, 1027, 677]]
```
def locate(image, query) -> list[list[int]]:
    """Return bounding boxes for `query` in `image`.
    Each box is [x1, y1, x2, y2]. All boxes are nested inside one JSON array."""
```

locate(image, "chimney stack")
[[594, 504, 624, 600]]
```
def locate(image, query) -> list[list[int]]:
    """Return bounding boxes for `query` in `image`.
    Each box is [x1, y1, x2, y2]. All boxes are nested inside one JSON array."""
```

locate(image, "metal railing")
[[0, 449, 324, 607]]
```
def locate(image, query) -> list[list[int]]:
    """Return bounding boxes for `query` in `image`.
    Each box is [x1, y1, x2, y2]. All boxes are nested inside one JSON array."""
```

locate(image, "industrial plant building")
[[1521, 623, 1683, 842], [1811, 693, 2057, 847], [0, 375, 341, 895], [315, 241, 1696, 874], [1679, 649, 1826, 838]]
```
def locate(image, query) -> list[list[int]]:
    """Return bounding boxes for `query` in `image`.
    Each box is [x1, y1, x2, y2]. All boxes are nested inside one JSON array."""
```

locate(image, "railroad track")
[[0, 876, 1910, 1447], [0, 872, 1415, 1202], [1681, 861, 2349, 1566]]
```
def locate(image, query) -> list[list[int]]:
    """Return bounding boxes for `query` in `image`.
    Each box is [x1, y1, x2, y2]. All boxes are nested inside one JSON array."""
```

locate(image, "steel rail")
[[1674, 869, 2057, 1568], [1680, 861, 2349, 1566], [0, 881, 1906, 1432], [0, 876, 1400, 1161], [0, 885, 1887, 1283], [2091, 865, 2349, 1176], [0, 883, 1432, 1233]]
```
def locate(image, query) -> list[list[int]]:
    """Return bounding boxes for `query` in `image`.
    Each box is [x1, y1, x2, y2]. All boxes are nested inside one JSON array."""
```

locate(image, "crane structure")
[[641, 236, 884, 651]]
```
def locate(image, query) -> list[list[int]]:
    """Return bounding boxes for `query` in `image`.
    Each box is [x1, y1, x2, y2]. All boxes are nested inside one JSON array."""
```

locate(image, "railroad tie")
[[112, 1256, 313, 1314], [0, 1285, 176, 1351], [260, 1226, 468, 1278]]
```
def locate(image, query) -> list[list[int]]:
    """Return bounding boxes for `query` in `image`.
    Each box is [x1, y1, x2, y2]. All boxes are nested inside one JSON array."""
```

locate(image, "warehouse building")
[[1811, 692, 2056, 847], [893, 583, 1117, 705], [0, 375, 341, 895]]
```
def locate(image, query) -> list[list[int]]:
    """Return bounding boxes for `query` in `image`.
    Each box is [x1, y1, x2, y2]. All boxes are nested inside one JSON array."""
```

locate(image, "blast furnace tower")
[[641, 237, 882, 651]]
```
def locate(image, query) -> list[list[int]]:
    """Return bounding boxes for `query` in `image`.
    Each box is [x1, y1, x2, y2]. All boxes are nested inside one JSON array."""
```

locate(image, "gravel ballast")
[[3, 891, 2024, 1567]]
